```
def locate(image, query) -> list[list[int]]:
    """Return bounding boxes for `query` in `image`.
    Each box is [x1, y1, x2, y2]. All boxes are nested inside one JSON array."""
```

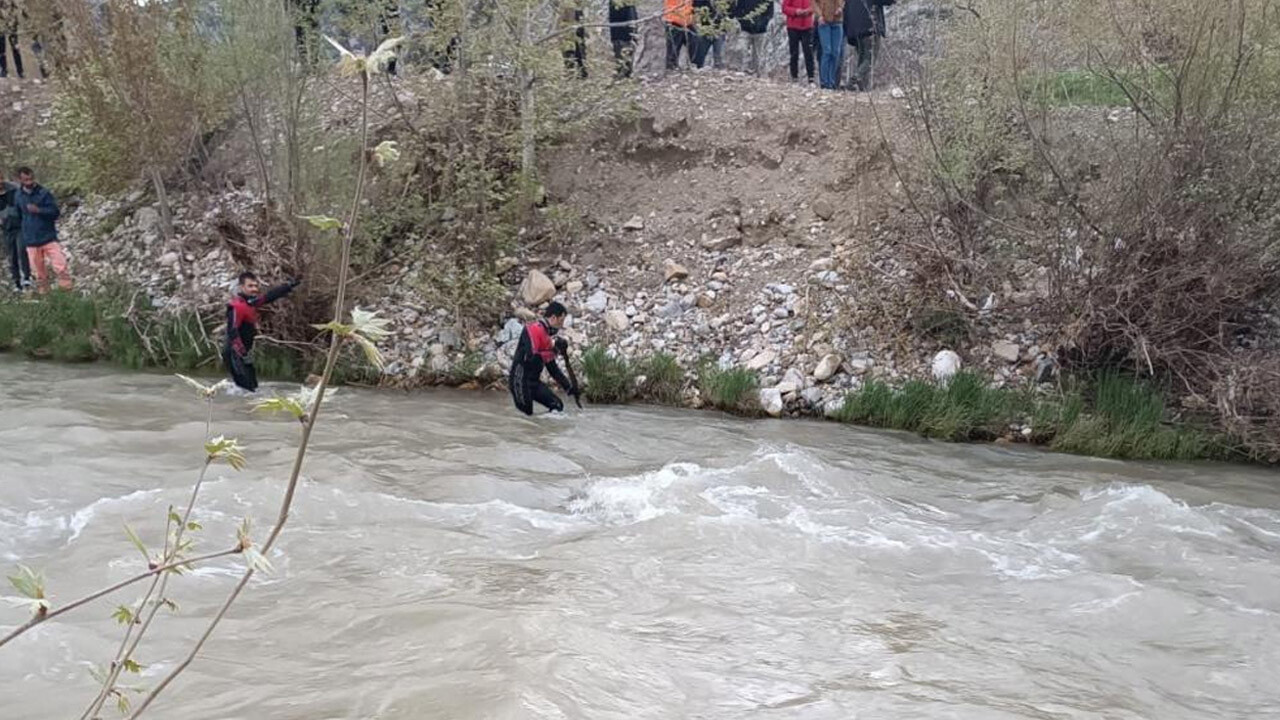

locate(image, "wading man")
[[223, 271, 300, 392], [509, 301, 580, 415]]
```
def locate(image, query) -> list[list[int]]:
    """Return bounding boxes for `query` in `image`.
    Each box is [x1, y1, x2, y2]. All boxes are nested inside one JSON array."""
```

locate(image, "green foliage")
[[834, 371, 1226, 461], [1025, 68, 1173, 108], [699, 362, 758, 412], [580, 346, 634, 404], [1050, 374, 1223, 461], [446, 351, 484, 385], [638, 353, 684, 405], [911, 306, 971, 349]]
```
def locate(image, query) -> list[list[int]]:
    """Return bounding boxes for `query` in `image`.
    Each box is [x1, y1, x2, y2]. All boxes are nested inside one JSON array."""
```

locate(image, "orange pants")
[[26, 242, 73, 293]]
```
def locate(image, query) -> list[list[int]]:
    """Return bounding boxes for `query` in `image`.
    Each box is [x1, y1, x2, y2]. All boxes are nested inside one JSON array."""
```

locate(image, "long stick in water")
[[560, 347, 584, 409]]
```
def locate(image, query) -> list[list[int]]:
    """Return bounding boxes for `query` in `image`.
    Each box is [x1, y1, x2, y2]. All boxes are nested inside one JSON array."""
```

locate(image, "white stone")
[[586, 289, 609, 314], [605, 310, 630, 332], [623, 215, 645, 231], [992, 341, 1021, 364], [520, 269, 557, 305], [846, 354, 874, 374], [746, 349, 776, 371], [932, 349, 962, 381], [759, 388, 784, 417], [814, 353, 842, 381]]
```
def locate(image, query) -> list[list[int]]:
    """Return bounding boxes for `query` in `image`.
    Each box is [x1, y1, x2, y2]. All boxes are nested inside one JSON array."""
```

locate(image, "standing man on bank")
[[509, 301, 580, 415], [0, 170, 30, 291], [16, 167, 70, 293]]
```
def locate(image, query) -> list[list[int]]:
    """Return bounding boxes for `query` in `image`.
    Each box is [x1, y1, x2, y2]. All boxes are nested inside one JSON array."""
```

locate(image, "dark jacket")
[[844, 0, 886, 41], [224, 282, 297, 356], [510, 320, 572, 393], [0, 183, 21, 233], [608, 1, 638, 43], [734, 0, 774, 34], [17, 184, 60, 248]]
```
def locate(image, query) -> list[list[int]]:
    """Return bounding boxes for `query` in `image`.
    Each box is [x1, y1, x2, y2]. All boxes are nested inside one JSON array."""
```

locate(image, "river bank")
[[0, 289, 1246, 464]]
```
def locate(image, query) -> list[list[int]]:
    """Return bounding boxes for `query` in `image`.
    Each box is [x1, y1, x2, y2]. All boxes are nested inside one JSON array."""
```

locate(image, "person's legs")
[[0, 33, 7, 78], [819, 23, 843, 88], [531, 381, 564, 413], [665, 24, 681, 70], [748, 32, 764, 76], [8, 32, 21, 78], [612, 38, 634, 78], [787, 28, 800, 80], [854, 34, 880, 90], [44, 241, 72, 290], [26, 245, 47, 293], [711, 34, 725, 68], [801, 28, 816, 81], [223, 347, 258, 391], [691, 31, 710, 68], [5, 230, 28, 290]]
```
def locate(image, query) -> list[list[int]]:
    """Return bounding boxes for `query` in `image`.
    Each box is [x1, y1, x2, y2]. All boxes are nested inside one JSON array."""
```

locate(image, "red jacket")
[[782, 0, 816, 30]]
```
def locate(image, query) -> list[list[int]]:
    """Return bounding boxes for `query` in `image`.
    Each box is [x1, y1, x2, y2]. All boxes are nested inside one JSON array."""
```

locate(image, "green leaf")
[[174, 374, 228, 399], [243, 547, 274, 575], [112, 605, 134, 625], [168, 510, 182, 527], [117, 692, 130, 715], [313, 320, 353, 336], [122, 658, 143, 675], [7, 564, 45, 599], [205, 436, 248, 471], [299, 214, 343, 231], [373, 140, 401, 167], [354, 335, 386, 371], [350, 307, 392, 341], [123, 525, 150, 563], [161, 598, 179, 614], [236, 518, 252, 552], [186, 521, 202, 532], [253, 395, 306, 420]]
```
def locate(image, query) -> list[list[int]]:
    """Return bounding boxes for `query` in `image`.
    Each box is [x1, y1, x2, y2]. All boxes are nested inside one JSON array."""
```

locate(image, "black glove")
[[289, 277, 303, 289], [554, 337, 569, 354]]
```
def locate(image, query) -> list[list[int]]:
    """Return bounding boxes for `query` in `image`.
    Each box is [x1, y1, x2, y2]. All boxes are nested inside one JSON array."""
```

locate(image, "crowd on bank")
[[1, 167, 70, 294], [598, 0, 892, 90]]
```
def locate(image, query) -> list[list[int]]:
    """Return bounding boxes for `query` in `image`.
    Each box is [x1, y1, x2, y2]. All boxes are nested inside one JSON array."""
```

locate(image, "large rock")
[[663, 259, 689, 283], [520, 270, 557, 305], [585, 289, 609, 314], [781, 367, 806, 390], [813, 353, 842, 381], [605, 310, 630, 332], [759, 388, 784, 417], [846, 353, 874, 375], [136, 207, 161, 233], [746, 349, 777, 371], [992, 341, 1021, 364], [497, 318, 524, 344]]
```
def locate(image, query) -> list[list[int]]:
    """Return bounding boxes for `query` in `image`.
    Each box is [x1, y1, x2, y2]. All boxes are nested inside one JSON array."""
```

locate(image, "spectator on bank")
[[664, 0, 696, 71], [733, 0, 774, 77], [0, 0, 24, 79], [608, 0, 638, 79], [15, 167, 70, 293], [815, 0, 844, 89], [782, 0, 816, 84], [692, 0, 729, 69], [1, 171, 29, 291], [844, 0, 890, 91], [560, 6, 587, 78]]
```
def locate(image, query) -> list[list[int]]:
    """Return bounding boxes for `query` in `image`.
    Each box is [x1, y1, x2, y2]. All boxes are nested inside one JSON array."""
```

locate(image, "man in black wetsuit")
[[509, 301, 580, 415], [223, 271, 300, 392]]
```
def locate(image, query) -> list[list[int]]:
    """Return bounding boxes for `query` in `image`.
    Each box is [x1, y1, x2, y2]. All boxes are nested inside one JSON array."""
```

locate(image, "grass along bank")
[[574, 346, 1244, 463], [0, 290, 305, 381], [1, 301, 1246, 464]]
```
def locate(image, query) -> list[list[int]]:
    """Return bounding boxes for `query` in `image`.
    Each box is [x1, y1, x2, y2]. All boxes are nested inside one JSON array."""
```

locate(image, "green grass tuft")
[[637, 352, 684, 405], [699, 362, 758, 412], [580, 346, 634, 403]]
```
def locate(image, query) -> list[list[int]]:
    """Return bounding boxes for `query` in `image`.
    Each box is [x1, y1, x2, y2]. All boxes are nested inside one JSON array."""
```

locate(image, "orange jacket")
[[664, 0, 694, 27]]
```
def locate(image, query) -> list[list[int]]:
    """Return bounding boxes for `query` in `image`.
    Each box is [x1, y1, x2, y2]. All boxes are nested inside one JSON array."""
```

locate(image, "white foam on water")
[[567, 462, 703, 524], [67, 488, 163, 543]]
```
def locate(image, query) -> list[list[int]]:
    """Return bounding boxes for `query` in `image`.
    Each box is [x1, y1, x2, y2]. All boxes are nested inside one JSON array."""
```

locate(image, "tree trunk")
[[148, 168, 174, 242]]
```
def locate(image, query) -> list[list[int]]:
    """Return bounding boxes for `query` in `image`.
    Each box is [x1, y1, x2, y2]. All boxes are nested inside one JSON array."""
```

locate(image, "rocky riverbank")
[[40, 73, 1074, 436]]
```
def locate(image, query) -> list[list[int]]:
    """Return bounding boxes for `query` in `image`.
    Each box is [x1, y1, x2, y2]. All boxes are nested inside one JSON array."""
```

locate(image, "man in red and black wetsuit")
[[509, 301, 580, 415], [223, 271, 300, 392]]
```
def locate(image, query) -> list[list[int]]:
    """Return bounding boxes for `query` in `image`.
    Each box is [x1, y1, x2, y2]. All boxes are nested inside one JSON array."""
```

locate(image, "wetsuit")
[[509, 319, 576, 415], [222, 281, 298, 391]]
